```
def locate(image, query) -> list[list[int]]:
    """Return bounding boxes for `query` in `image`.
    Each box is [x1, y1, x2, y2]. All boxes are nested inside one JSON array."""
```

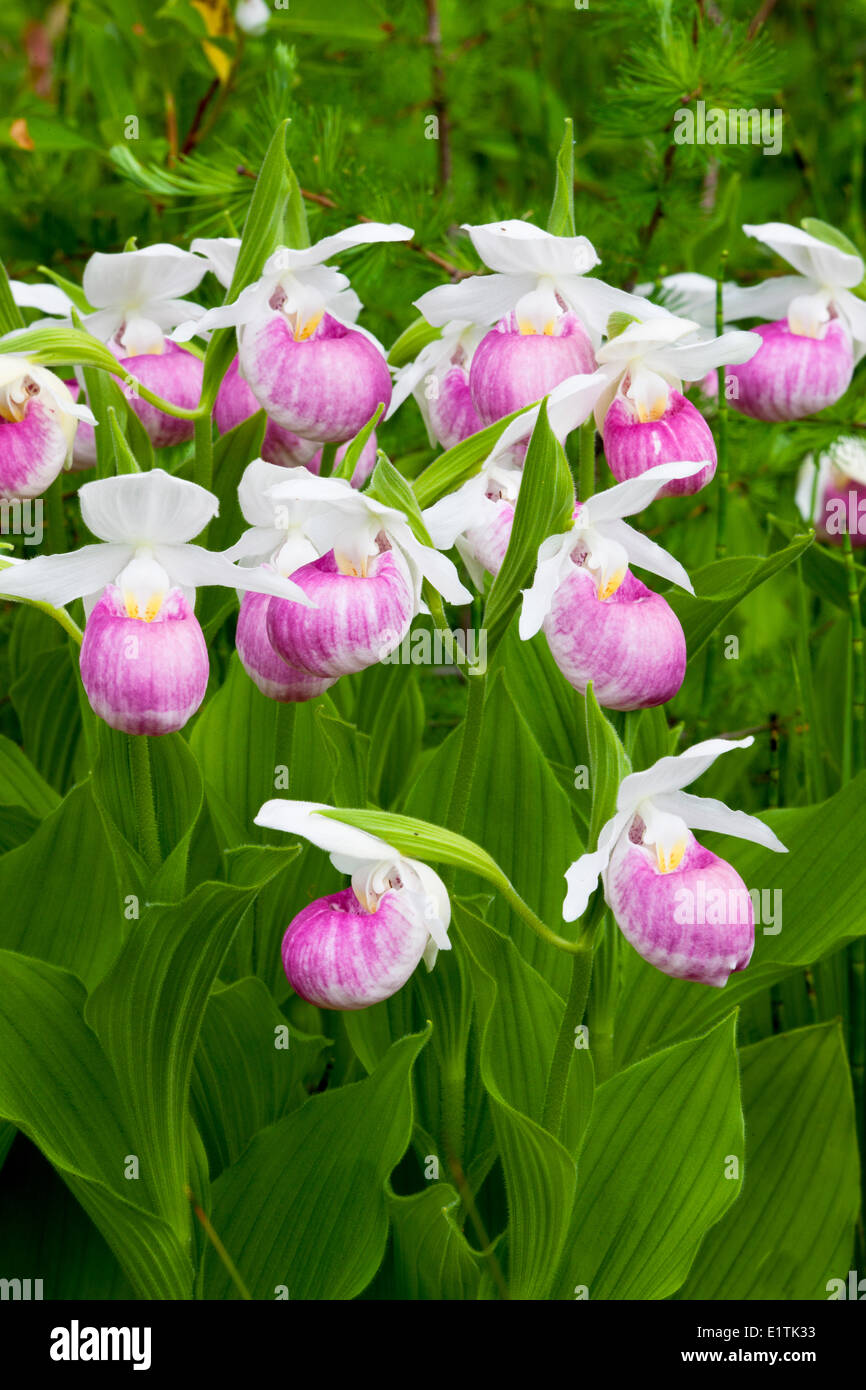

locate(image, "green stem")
[[842, 528, 865, 775], [542, 943, 594, 1137], [122, 373, 207, 421], [497, 877, 591, 956], [193, 413, 214, 494], [578, 417, 595, 502], [129, 735, 163, 874], [318, 442, 338, 478]]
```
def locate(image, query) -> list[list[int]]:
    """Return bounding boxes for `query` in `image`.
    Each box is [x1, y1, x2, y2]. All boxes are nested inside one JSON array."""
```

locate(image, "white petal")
[[519, 531, 574, 638], [0, 544, 130, 605], [652, 790, 788, 853], [152, 544, 314, 605], [722, 275, 810, 323], [254, 798, 396, 862], [191, 236, 241, 289], [10, 280, 74, 317], [617, 736, 755, 811], [546, 369, 611, 436], [596, 517, 694, 593], [654, 328, 761, 379], [80, 469, 218, 545], [795, 453, 824, 524], [466, 220, 600, 278], [414, 273, 535, 329], [834, 289, 866, 360], [391, 521, 473, 604], [563, 808, 632, 921], [566, 277, 671, 337], [422, 473, 490, 548], [585, 460, 707, 523], [82, 243, 209, 312], [743, 222, 864, 290], [595, 314, 699, 365], [279, 222, 414, 273]]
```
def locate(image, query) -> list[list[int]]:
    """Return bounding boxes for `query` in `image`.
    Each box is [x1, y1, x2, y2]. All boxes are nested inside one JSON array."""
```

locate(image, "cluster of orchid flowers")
[[8, 212, 852, 1010]]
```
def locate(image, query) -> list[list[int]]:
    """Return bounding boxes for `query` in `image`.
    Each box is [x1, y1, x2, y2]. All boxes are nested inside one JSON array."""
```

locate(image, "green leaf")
[[0, 951, 193, 1299], [190, 976, 330, 1181], [0, 733, 60, 818], [665, 533, 813, 661], [201, 120, 299, 408], [199, 1028, 431, 1299], [10, 643, 86, 795], [321, 805, 511, 894], [0, 780, 125, 989], [0, 259, 25, 336], [801, 217, 863, 262], [85, 881, 256, 1237], [552, 1016, 744, 1299], [387, 316, 441, 369], [455, 901, 579, 1298], [679, 1023, 859, 1299], [484, 399, 573, 653], [412, 406, 534, 509], [547, 117, 576, 236], [106, 406, 142, 474], [383, 1184, 483, 1300], [584, 682, 630, 848], [366, 452, 433, 544], [334, 404, 385, 482]]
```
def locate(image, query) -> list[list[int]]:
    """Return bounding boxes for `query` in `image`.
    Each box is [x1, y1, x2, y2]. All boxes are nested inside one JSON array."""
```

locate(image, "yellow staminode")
[[293, 312, 323, 343], [655, 840, 686, 874], [517, 318, 556, 336], [123, 592, 163, 623], [597, 568, 625, 601]]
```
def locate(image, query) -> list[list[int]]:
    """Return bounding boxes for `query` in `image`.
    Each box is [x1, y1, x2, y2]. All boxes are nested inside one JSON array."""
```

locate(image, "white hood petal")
[[254, 798, 396, 862], [743, 222, 864, 290], [652, 790, 788, 853], [79, 470, 218, 545]]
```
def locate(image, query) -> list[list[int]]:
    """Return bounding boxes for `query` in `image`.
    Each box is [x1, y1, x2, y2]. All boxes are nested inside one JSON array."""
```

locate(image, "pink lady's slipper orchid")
[[184, 223, 413, 443], [722, 223, 866, 421], [187, 237, 351, 475], [260, 473, 472, 679], [423, 369, 609, 585], [0, 353, 95, 498], [0, 469, 310, 734], [254, 799, 451, 1010], [80, 244, 209, 447], [389, 320, 487, 449], [227, 460, 369, 700], [593, 314, 760, 496], [414, 220, 665, 425], [519, 461, 704, 710], [563, 736, 787, 986], [796, 436, 866, 547]]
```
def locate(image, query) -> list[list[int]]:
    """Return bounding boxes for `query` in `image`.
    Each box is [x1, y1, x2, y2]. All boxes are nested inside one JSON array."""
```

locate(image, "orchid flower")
[[0, 469, 311, 733], [722, 223, 866, 420], [258, 470, 472, 680], [179, 224, 412, 443], [563, 736, 787, 987], [796, 435, 866, 547], [423, 369, 609, 584], [414, 220, 666, 426], [0, 353, 96, 499], [593, 312, 759, 494], [519, 461, 702, 710], [227, 461, 367, 700], [254, 799, 451, 1009], [388, 319, 487, 448]]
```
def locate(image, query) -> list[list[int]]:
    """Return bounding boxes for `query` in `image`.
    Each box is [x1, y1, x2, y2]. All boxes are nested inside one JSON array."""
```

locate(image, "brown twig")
[[180, 77, 220, 157], [236, 167, 471, 279], [748, 0, 779, 39]]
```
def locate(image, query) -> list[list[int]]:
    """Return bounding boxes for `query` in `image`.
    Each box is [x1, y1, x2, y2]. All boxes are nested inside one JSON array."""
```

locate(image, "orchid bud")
[[255, 800, 452, 1011], [0, 358, 81, 497], [266, 548, 415, 679], [602, 390, 717, 496], [469, 310, 596, 425], [80, 577, 209, 736], [240, 311, 393, 443], [726, 318, 853, 422], [797, 437, 866, 547], [236, 588, 336, 702]]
